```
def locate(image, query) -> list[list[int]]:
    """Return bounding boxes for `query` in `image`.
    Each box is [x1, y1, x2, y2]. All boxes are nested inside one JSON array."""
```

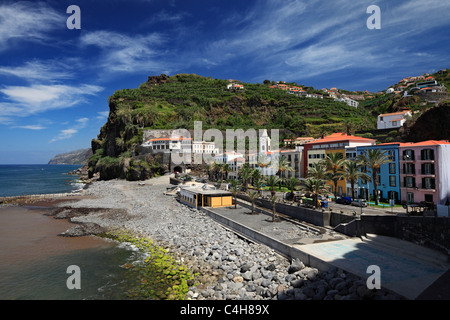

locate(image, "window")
[[392, 121, 398, 127], [421, 163, 435, 175], [424, 194, 434, 203], [389, 176, 396, 187], [403, 150, 415, 161], [422, 178, 435, 190], [421, 149, 435, 161], [389, 163, 396, 174], [388, 150, 396, 161], [404, 176, 416, 188], [403, 163, 415, 174]]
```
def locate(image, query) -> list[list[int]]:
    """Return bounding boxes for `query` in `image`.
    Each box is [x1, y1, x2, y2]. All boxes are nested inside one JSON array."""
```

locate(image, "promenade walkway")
[[204, 201, 450, 300]]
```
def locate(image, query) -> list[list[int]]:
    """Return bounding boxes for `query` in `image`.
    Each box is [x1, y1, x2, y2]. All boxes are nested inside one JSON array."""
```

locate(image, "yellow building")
[[178, 187, 233, 209]]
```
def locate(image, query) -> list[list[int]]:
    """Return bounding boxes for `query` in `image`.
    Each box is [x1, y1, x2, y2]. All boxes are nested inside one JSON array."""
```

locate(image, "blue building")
[[356, 144, 401, 203]]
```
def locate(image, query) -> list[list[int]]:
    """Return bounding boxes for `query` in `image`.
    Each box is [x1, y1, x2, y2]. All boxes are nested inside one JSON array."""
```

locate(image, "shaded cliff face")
[[401, 101, 450, 142]]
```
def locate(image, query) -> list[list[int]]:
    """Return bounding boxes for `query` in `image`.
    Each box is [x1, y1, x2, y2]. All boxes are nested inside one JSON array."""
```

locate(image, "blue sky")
[[0, 0, 449, 164]]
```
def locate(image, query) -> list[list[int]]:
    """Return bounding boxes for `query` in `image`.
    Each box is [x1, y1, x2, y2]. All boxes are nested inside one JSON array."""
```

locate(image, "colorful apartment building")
[[356, 144, 401, 202], [355, 140, 450, 206], [303, 133, 376, 197], [398, 141, 450, 206]]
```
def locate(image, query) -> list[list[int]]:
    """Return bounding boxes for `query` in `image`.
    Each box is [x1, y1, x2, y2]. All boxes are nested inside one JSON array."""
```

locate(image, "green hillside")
[[111, 73, 374, 135], [89, 73, 377, 180], [89, 70, 448, 180]]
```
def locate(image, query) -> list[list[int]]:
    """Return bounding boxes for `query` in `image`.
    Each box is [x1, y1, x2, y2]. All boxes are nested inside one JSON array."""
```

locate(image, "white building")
[[142, 137, 192, 153], [337, 97, 359, 108], [192, 141, 219, 155], [227, 83, 244, 90], [377, 110, 412, 130]]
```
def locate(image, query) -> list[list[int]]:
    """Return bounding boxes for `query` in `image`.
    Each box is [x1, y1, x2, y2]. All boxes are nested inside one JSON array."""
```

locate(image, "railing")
[[400, 183, 436, 190]]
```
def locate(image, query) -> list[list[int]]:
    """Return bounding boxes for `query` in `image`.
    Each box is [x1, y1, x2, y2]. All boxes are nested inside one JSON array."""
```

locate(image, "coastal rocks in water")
[[58, 222, 106, 237]]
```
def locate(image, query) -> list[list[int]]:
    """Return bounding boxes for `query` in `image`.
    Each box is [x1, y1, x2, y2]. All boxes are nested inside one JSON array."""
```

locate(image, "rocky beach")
[[31, 175, 401, 300]]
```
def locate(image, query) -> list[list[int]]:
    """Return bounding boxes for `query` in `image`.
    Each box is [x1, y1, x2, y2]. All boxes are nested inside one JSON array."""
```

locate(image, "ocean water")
[[0, 164, 85, 197], [0, 165, 141, 300]]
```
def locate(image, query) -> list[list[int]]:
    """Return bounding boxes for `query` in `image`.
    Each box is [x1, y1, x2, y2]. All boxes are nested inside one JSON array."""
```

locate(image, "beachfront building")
[[178, 186, 233, 209], [142, 136, 192, 153], [356, 144, 401, 203], [303, 133, 376, 197], [399, 140, 450, 206]]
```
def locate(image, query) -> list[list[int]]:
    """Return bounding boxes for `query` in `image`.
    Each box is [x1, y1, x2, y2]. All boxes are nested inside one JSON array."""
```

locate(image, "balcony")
[[400, 182, 436, 191]]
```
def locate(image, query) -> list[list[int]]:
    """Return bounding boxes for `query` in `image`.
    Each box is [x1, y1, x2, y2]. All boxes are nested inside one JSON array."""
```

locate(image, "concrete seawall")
[[0, 192, 83, 203], [199, 206, 336, 273]]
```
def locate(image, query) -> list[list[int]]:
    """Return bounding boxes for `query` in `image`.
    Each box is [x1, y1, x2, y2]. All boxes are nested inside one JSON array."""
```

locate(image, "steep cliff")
[[48, 148, 92, 165], [400, 101, 450, 142]]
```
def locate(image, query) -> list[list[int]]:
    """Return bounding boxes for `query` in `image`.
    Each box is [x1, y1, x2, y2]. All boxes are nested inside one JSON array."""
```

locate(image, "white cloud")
[[195, 0, 450, 84], [96, 111, 110, 120], [79, 30, 175, 74], [0, 84, 103, 123], [0, 2, 64, 51], [49, 117, 89, 143], [0, 60, 75, 82], [13, 125, 47, 130]]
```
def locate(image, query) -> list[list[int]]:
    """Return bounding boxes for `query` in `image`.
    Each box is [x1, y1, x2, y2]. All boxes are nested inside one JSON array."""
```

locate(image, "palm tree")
[[307, 162, 327, 180], [357, 149, 392, 205], [251, 168, 262, 186], [212, 162, 222, 181], [222, 163, 232, 181], [276, 156, 294, 189], [253, 177, 264, 197], [229, 179, 240, 209], [239, 165, 253, 193], [301, 178, 329, 209], [247, 190, 259, 215], [343, 160, 371, 201], [285, 177, 300, 201], [257, 155, 271, 176], [265, 175, 280, 198], [323, 152, 345, 199], [204, 163, 212, 180]]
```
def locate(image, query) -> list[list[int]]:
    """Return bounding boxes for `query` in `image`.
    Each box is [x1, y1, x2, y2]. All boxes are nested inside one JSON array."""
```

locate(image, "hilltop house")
[[227, 83, 244, 90], [377, 109, 412, 130]]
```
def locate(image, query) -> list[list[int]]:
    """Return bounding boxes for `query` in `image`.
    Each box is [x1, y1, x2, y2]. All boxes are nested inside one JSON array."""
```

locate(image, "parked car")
[[351, 199, 368, 207], [336, 197, 352, 205]]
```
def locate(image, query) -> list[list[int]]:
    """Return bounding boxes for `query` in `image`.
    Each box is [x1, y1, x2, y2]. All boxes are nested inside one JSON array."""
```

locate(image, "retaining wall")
[[199, 207, 334, 272]]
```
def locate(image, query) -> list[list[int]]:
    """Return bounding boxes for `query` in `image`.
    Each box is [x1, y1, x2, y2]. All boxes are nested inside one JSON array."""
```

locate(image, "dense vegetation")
[[88, 70, 448, 180]]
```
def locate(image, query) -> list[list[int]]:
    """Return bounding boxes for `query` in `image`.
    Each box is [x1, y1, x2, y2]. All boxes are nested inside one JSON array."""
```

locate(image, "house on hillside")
[[377, 110, 412, 130], [227, 83, 244, 90]]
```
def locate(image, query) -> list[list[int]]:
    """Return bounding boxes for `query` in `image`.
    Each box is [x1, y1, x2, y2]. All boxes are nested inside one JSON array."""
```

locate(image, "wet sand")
[[0, 201, 113, 268]]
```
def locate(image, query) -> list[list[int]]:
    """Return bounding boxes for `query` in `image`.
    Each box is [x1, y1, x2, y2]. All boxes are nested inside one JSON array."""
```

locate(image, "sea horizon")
[[0, 164, 85, 198]]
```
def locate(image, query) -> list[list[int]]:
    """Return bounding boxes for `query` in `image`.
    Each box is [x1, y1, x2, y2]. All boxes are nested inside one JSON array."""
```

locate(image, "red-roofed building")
[[398, 140, 450, 208], [377, 110, 412, 130], [303, 133, 376, 181]]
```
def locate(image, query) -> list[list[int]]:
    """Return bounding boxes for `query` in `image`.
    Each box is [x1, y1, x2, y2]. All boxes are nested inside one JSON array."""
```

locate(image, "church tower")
[[259, 129, 271, 154]]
